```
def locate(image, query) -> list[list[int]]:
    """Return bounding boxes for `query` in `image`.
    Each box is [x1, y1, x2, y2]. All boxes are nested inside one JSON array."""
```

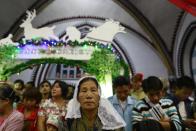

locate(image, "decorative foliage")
[[0, 9, 128, 80], [0, 40, 128, 81], [86, 49, 128, 81], [0, 45, 19, 80], [18, 39, 114, 50], [0, 45, 18, 61], [2, 58, 87, 77]]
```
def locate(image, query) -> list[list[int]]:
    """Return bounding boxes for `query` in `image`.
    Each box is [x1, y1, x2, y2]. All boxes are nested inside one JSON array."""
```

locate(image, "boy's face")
[[14, 83, 23, 90], [175, 88, 193, 101], [116, 85, 130, 101], [146, 90, 163, 104]]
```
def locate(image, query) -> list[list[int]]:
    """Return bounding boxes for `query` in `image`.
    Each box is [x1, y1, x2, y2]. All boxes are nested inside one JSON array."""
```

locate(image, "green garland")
[[0, 45, 18, 62], [86, 49, 129, 81], [0, 41, 129, 80], [2, 58, 87, 77]]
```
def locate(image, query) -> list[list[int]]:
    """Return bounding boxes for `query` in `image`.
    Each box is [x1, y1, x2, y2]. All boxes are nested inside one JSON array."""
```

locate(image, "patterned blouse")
[[39, 99, 67, 117], [38, 99, 67, 130]]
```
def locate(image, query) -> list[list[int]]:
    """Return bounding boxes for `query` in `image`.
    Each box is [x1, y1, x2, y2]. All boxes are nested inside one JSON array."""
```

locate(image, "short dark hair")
[[26, 81, 35, 88], [52, 80, 68, 99], [176, 76, 195, 90], [39, 80, 51, 88], [0, 83, 17, 103], [142, 76, 163, 93], [14, 79, 24, 85], [113, 76, 130, 88], [14, 79, 25, 89], [23, 88, 42, 104]]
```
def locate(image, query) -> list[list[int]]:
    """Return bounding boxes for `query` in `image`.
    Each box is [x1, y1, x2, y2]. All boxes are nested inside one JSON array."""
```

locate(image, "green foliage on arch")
[[1, 58, 87, 78], [0, 43, 130, 81]]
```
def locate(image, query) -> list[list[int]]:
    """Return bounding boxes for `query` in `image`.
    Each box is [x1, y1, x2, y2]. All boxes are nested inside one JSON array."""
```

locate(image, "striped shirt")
[[0, 110, 24, 131], [132, 98, 182, 131]]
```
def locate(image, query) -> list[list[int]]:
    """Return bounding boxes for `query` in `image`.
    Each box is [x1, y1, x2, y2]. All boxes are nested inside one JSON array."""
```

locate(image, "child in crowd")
[[132, 76, 182, 131], [14, 79, 25, 101], [130, 73, 146, 100], [46, 115, 60, 131], [39, 80, 52, 103], [18, 88, 42, 131], [14, 79, 25, 93], [46, 115, 65, 131]]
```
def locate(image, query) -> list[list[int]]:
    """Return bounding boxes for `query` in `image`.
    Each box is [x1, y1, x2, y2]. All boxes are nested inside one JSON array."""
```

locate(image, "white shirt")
[[178, 101, 187, 120], [119, 100, 127, 110]]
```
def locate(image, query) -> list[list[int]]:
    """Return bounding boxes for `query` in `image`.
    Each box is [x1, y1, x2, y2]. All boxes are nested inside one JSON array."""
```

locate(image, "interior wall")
[[192, 45, 196, 82], [9, 69, 34, 83], [173, 13, 196, 76], [115, 32, 168, 78]]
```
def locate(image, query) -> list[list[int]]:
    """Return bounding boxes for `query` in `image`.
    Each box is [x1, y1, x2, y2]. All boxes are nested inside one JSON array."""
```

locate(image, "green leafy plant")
[[86, 49, 126, 81]]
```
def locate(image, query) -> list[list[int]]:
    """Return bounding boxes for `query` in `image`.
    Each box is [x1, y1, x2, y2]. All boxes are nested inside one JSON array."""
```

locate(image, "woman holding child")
[[38, 80, 68, 131]]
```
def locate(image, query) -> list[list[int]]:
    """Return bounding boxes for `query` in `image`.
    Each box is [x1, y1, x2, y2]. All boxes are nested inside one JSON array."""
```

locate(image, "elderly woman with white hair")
[[66, 76, 126, 131]]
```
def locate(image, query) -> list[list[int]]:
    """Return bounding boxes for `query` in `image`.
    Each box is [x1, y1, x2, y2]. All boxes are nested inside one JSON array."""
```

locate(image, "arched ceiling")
[[0, 0, 183, 50]]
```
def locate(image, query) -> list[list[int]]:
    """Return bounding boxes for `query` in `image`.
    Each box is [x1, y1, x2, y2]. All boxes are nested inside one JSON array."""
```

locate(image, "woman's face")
[[40, 82, 51, 94], [51, 83, 62, 97], [78, 80, 100, 111]]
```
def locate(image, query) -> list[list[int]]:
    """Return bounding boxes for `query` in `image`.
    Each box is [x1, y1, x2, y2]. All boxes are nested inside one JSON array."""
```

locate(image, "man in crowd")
[[108, 76, 137, 131]]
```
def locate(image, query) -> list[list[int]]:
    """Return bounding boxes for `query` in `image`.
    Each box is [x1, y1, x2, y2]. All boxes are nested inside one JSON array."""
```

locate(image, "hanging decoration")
[[169, 0, 196, 16], [0, 9, 128, 81], [1, 49, 128, 81]]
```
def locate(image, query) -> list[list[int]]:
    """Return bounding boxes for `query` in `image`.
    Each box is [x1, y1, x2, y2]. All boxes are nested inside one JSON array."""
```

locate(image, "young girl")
[[46, 115, 59, 131], [18, 88, 42, 131], [39, 80, 52, 103]]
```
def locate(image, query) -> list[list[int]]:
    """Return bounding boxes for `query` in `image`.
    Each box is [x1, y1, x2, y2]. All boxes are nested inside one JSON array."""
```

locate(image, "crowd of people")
[[0, 74, 195, 131]]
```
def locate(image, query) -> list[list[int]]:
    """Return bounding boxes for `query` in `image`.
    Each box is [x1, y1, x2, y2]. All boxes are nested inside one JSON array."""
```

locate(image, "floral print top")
[[38, 98, 67, 119]]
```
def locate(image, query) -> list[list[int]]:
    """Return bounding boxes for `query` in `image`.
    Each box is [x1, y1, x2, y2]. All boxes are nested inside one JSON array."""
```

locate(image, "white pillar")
[[100, 73, 113, 98]]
